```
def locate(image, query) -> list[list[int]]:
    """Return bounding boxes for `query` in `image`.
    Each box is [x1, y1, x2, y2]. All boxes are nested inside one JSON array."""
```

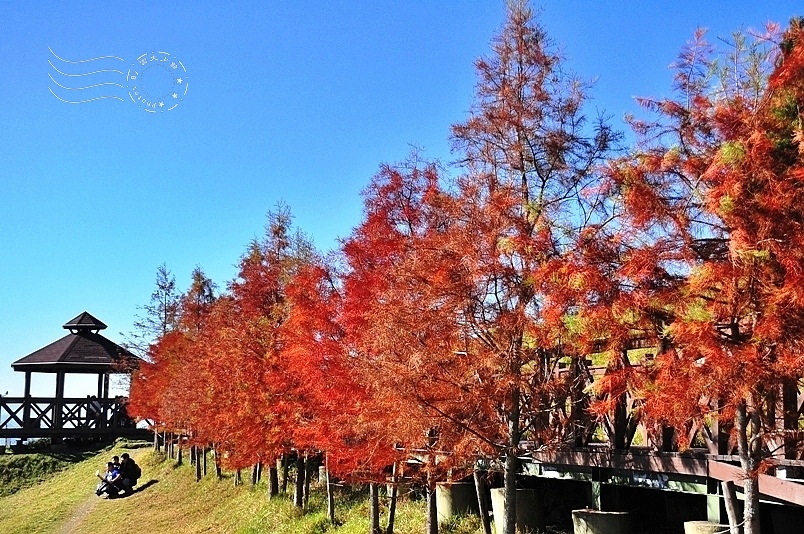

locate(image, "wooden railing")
[[0, 397, 136, 438]]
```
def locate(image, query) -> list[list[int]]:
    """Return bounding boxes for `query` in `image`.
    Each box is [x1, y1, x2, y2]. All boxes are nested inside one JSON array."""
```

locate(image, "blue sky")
[[0, 1, 800, 398]]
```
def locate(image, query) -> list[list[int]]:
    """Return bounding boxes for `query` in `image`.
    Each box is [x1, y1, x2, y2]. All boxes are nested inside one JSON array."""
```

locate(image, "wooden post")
[[54, 372, 66, 443], [101, 374, 110, 428], [97, 374, 104, 399], [708, 398, 730, 455], [22, 372, 31, 429], [783, 380, 799, 476]]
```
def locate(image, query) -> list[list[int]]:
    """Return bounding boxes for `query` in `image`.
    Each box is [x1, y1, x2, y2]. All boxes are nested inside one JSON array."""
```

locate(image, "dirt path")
[[55, 494, 100, 534]]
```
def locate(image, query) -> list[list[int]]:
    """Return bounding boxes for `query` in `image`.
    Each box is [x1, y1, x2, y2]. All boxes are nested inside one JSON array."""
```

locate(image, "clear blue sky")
[[0, 1, 800, 398]]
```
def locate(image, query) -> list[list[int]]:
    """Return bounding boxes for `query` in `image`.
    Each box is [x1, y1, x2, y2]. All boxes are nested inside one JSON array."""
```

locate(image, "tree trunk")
[[191, 445, 197, 465], [203, 447, 208, 477], [281, 455, 289, 493], [736, 400, 761, 534], [251, 463, 259, 486], [176, 437, 183, 466], [609, 350, 631, 450], [370, 483, 382, 534], [234, 469, 242, 486], [294, 454, 305, 508], [386, 463, 398, 534], [303, 455, 313, 508], [268, 464, 279, 499], [722, 481, 740, 534], [325, 460, 335, 524], [426, 473, 438, 534], [153, 429, 160, 452], [503, 387, 521, 534], [214, 445, 222, 480], [195, 449, 202, 482], [474, 469, 492, 534]]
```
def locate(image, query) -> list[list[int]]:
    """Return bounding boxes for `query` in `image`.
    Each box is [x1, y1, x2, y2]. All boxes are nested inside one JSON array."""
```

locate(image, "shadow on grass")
[[109, 479, 159, 498], [134, 479, 159, 493]]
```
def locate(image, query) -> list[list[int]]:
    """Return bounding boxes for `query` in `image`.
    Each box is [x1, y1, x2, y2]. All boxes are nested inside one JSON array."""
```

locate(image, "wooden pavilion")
[[0, 312, 144, 442]]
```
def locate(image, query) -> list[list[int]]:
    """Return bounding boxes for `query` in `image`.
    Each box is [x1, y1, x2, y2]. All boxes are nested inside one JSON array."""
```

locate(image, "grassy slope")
[[0, 446, 483, 534], [0, 443, 109, 497]]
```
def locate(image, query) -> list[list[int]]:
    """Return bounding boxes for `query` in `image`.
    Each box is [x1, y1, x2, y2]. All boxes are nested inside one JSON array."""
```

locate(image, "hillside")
[[0, 444, 483, 534], [0, 444, 104, 497]]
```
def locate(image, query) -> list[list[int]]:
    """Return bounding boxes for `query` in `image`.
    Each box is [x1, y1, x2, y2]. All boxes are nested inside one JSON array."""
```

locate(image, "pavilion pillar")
[[53, 372, 65, 444], [54, 372, 65, 430], [97, 374, 104, 399], [23, 372, 31, 428], [101, 373, 110, 428]]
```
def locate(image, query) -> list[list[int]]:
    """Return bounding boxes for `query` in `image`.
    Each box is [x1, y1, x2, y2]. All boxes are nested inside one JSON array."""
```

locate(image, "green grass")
[[0, 445, 486, 534], [0, 441, 111, 497]]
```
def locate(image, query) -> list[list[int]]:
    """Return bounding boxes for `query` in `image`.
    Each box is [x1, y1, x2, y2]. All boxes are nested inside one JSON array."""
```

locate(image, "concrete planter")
[[683, 521, 728, 534], [572, 509, 632, 534], [491, 488, 544, 534], [436, 481, 479, 524]]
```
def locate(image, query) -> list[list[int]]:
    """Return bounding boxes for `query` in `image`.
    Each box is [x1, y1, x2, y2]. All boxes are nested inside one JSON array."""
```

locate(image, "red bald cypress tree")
[[448, 4, 615, 533], [603, 21, 804, 534], [342, 4, 615, 532]]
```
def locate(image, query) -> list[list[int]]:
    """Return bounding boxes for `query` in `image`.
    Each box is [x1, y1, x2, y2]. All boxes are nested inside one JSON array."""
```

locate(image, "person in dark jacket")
[[112, 453, 139, 493]]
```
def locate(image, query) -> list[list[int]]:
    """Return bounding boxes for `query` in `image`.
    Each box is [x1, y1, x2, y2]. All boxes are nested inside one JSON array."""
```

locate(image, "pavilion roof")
[[11, 313, 139, 374], [63, 311, 107, 331]]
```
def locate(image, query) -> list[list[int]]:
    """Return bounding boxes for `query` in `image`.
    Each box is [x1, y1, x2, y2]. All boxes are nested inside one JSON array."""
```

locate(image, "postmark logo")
[[127, 52, 188, 113], [48, 47, 189, 113]]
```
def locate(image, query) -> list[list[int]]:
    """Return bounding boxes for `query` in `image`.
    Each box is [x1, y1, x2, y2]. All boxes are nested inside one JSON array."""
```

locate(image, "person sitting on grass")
[[95, 462, 121, 497], [111, 452, 140, 494], [97, 462, 118, 483]]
